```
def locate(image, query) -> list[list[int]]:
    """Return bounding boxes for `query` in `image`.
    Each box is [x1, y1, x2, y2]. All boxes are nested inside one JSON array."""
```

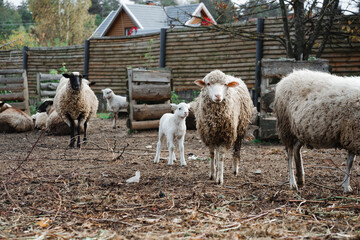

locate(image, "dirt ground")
[[1, 116, 359, 239]]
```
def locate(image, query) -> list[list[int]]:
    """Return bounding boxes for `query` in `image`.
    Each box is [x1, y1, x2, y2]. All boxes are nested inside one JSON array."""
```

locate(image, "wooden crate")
[[36, 73, 63, 102], [127, 68, 172, 130], [0, 69, 30, 115]]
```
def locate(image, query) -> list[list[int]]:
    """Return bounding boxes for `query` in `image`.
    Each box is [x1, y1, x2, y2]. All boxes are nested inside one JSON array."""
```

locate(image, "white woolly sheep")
[[154, 102, 190, 166], [54, 72, 98, 148], [101, 88, 128, 129], [274, 69, 360, 193], [194, 70, 253, 185], [0, 101, 34, 133], [31, 112, 48, 130]]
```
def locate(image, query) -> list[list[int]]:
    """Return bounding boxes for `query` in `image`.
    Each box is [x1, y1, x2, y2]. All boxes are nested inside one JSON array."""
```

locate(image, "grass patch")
[[96, 113, 112, 119]]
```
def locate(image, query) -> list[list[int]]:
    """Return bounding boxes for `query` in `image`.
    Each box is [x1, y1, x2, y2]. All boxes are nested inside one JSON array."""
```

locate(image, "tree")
[[17, 0, 33, 31], [0, 0, 22, 39], [201, 0, 235, 24], [88, 0, 120, 26], [167, 0, 360, 61], [29, 0, 96, 46]]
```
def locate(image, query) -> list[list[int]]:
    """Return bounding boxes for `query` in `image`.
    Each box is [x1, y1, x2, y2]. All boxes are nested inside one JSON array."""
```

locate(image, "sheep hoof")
[[343, 185, 353, 193]]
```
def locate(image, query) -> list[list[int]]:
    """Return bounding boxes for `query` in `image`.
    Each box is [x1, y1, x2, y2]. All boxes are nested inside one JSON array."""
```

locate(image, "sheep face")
[[195, 70, 240, 103], [63, 73, 82, 91], [102, 88, 113, 100], [37, 100, 54, 113], [171, 103, 190, 119]]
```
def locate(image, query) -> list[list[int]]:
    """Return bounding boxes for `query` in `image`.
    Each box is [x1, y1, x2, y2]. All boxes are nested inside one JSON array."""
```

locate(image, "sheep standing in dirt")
[[54, 72, 98, 148], [194, 70, 253, 184], [102, 88, 128, 129], [154, 102, 190, 166], [0, 101, 34, 133], [274, 69, 360, 193]]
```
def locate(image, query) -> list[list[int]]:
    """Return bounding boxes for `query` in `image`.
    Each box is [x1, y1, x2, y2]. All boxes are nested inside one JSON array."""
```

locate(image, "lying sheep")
[[194, 70, 253, 184], [102, 88, 128, 129], [154, 102, 190, 166], [54, 72, 98, 148], [0, 101, 34, 133], [274, 69, 359, 192], [31, 112, 47, 130]]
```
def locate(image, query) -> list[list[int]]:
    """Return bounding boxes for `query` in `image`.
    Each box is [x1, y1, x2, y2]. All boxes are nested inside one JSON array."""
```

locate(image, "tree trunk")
[[293, 0, 305, 60]]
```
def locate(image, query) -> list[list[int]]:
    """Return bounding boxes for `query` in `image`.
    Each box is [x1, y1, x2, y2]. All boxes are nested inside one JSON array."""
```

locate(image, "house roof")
[[89, 3, 216, 39], [165, 4, 201, 26], [90, 10, 117, 38]]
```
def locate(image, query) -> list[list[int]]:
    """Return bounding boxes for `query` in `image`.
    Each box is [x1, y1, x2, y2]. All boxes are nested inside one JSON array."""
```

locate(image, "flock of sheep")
[[0, 69, 358, 193]]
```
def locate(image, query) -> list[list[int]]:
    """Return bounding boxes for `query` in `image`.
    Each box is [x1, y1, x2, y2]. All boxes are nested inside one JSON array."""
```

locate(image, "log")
[[133, 103, 171, 121], [132, 70, 171, 83], [40, 82, 59, 90], [0, 77, 24, 84], [0, 84, 24, 91], [132, 84, 171, 102], [8, 102, 25, 111], [0, 92, 24, 101], [40, 90, 57, 97], [131, 120, 160, 130]]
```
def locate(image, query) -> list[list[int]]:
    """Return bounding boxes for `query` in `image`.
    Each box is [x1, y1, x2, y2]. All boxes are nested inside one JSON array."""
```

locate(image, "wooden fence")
[[0, 18, 359, 101]]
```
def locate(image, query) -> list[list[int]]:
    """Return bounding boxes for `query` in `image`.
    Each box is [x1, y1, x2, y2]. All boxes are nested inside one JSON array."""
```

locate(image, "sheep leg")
[[216, 149, 224, 185], [293, 141, 304, 187], [287, 146, 298, 191], [76, 115, 83, 148], [342, 153, 355, 193], [112, 112, 118, 129], [83, 121, 88, 145], [67, 114, 75, 148], [154, 134, 164, 164], [209, 148, 216, 180], [232, 137, 242, 176], [167, 136, 175, 165], [178, 136, 186, 166]]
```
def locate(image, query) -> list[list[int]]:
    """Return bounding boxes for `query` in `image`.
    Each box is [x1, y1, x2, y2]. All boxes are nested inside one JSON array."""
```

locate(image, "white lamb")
[[31, 112, 48, 130], [154, 102, 190, 166], [102, 88, 128, 129], [274, 69, 360, 192], [54, 72, 98, 148], [193, 70, 253, 185]]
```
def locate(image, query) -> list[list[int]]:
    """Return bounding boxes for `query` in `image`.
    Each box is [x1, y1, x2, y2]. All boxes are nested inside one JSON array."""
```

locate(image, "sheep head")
[[195, 70, 239, 103], [63, 72, 83, 91], [102, 88, 114, 100], [171, 102, 190, 119]]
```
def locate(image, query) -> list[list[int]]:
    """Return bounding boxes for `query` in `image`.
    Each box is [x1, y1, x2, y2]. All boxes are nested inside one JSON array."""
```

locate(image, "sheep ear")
[[170, 104, 177, 111], [0, 102, 4, 107], [63, 73, 70, 78], [195, 79, 205, 87], [228, 81, 239, 87]]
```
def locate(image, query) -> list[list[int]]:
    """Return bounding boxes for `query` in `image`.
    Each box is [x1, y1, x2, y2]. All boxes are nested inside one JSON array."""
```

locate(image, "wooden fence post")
[[159, 28, 167, 68], [84, 40, 90, 78]]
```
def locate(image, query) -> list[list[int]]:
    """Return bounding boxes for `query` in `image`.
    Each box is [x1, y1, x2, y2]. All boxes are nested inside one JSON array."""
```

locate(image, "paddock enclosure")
[[1, 117, 359, 239]]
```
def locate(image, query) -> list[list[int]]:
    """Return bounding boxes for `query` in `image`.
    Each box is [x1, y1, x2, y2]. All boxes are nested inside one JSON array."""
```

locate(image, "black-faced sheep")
[[274, 69, 359, 192], [54, 72, 98, 148], [154, 102, 190, 166], [101, 88, 128, 129], [194, 70, 253, 184], [0, 101, 34, 133]]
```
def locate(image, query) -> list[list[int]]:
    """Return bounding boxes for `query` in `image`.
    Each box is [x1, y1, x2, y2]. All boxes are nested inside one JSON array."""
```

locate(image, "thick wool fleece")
[[274, 69, 360, 153], [0, 103, 34, 133], [54, 79, 98, 127], [194, 71, 253, 150]]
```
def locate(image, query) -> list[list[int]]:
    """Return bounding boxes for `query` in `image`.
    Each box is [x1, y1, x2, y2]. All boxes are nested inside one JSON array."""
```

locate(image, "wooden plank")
[[131, 120, 160, 130], [132, 84, 171, 102], [133, 103, 171, 121], [40, 90, 56, 97], [39, 73, 63, 81], [8, 102, 25, 110], [132, 70, 171, 83], [0, 69, 24, 74], [0, 77, 24, 84], [40, 82, 59, 90], [0, 92, 24, 101], [0, 84, 24, 91]]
